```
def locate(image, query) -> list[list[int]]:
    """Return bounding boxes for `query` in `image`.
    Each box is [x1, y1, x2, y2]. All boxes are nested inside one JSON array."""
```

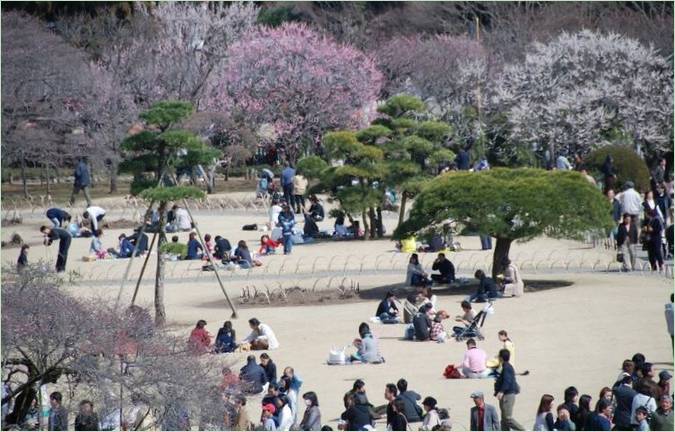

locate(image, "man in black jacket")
[[616, 214, 638, 271], [48, 392, 69, 431], [613, 374, 637, 431], [260, 353, 277, 386], [431, 253, 455, 284], [494, 349, 524, 431], [239, 355, 268, 394], [40, 226, 72, 273], [214, 236, 232, 260], [395, 379, 423, 423], [412, 304, 433, 341]]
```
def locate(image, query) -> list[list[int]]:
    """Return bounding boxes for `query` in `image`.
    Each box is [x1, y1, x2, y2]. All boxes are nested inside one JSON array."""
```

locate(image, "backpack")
[[443, 364, 462, 379], [412, 313, 430, 341]]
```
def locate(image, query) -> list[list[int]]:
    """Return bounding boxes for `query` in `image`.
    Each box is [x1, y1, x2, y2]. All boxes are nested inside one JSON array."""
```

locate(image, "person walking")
[[644, 209, 665, 271], [293, 172, 308, 214], [40, 226, 72, 273], [470, 391, 500, 431], [70, 157, 93, 206], [618, 181, 642, 222], [617, 214, 639, 271], [48, 392, 69, 431], [278, 205, 296, 255], [282, 163, 296, 209], [494, 349, 525, 431]]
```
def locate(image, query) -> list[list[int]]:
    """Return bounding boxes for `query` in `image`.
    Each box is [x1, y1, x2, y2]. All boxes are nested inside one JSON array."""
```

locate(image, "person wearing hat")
[[261, 403, 277, 431], [650, 394, 674, 431], [470, 391, 500, 431], [420, 397, 440, 430], [658, 371, 672, 400]]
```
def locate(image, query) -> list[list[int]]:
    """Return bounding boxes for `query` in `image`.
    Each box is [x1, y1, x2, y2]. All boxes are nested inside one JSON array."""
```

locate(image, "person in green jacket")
[[650, 395, 674, 431]]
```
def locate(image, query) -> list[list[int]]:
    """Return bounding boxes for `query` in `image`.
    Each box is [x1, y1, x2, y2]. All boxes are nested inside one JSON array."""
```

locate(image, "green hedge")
[[586, 145, 650, 192]]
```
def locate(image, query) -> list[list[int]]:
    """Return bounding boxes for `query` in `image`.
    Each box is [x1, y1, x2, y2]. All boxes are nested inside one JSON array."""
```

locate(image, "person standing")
[[74, 400, 99, 431], [652, 158, 669, 191], [82, 205, 106, 233], [470, 391, 500, 431], [299, 391, 321, 431], [613, 374, 637, 431], [239, 355, 268, 395], [455, 147, 471, 171], [420, 397, 440, 431], [532, 394, 555, 431], [260, 353, 277, 387], [616, 214, 638, 271], [70, 157, 92, 206], [556, 155, 572, 170], [665, 294, 674, 351], [46, 208, 72, 228], [494, 349, 524, 431], [278, 205, 296, 255], [650, 395, 674, 432], [293, 172, 308, 214], [480, 234, 492, 250], [40, 226, 72, 273], [282, 164, 296, 209], [601, 155, 617, 193], [617, 181, 642, 222], [643, 209, 665, 271], [48, 392, 69, 431], [607, 189, 622, 248], [390, 400, 409, 431]]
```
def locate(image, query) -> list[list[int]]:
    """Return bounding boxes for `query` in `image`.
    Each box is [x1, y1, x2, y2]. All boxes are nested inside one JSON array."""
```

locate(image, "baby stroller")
[[452, 302, 494, 341]]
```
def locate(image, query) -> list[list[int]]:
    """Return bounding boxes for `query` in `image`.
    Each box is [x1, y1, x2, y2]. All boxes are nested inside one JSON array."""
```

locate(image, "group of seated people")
[[88, 229, 149, 260], [468, 259, 524, 302], [406, 253, 455, 288], [187, 318, 280, 354]]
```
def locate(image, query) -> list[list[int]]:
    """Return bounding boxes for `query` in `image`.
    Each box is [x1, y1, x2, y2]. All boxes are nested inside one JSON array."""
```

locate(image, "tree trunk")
[[368, 207, 377, 239], [491, 237, 513, 279], [398, 193, 408, 229], [154, 201, 168, 326], [376, 207, 384, 238], [225, 167, 230, 182], [361, 210, 370, 240], [20, 157, 28, 198], [109, 161, 118, 194], [44, 165, 51, 195]]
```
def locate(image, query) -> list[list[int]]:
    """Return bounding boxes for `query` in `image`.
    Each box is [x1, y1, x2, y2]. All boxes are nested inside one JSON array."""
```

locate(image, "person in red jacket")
[[258, 234, 281, 255], [188, 320, 212, 354]]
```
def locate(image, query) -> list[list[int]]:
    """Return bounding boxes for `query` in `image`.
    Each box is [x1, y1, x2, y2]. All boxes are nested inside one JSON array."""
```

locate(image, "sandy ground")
[[2, 202, 673, 430]]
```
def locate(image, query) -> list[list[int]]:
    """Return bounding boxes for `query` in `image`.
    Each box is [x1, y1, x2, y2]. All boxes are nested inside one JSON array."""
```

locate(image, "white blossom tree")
[[490, 30, 673, 162]]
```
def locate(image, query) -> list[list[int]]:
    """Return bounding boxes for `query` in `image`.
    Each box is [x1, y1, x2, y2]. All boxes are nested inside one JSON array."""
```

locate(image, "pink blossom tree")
[[205, 22, 384, 164]]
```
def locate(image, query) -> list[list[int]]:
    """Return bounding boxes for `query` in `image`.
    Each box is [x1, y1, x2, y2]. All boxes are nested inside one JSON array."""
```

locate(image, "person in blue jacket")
[[186, 232, 203, 260], [278, 204, 296, 255], [109, 234, 134, 259], [494, 349, 525, 431], [70, 157, 92, 206], [46, 208, 71, 227]]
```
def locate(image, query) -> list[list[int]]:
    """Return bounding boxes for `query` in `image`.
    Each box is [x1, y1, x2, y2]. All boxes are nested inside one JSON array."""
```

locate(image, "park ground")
[[1, 192, 673, 430]]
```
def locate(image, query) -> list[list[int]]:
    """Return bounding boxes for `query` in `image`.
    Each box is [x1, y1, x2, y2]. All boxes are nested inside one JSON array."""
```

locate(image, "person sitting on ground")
[[431, 253, 455, 284], [241, 318, 279, 350], [214, 235, 232, 261], [46, 208, 72, 228], [203, 234, 215, 257], [416, 286, 438, 313], [470, 391, 500, 431], [412, 303, 433, 341], [233, 240, 262, 269], [220, 367, 240, 392], [455, 301, 476, 326], [500, 257, 524, 297], [109, 233, 134, 259], [650, 394, 674, 432], [350, 322, 384, 364], [308, 195, 324, 222], [469, 270, 500, 303], [170, 205, 191, 232], [420, 397, 440, 430], [406, 254, 432, 287], [460, 338, 489, 378], [214, 321, 237, 354], [396, 379, 423, 423], [17, 244, 29, 271], [302, 206, 321, 239], [239, 354, 268, 395], [186, 232, 203, 260], [187, 320, 211, 354], [268, 199, 283, 231], [89, 229, 108, 259], [553, 404, 575, 431], [127, 229, 148, 256], [258, 234, 281, 256], [533, 394, 556, 431], [260, 353, 277, 387], [430, 310, 449, 342], [376, 292, 400, 323]]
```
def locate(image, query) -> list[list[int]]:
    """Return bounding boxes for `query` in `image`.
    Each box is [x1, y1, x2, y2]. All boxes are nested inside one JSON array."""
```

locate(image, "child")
[[258, 235, 280, 255], [203, 234, 215, 258], [634, 406, 650, 431], [17, 244, 29, 271], [89, 229, 108, 259], [261, 404, 276, 431]]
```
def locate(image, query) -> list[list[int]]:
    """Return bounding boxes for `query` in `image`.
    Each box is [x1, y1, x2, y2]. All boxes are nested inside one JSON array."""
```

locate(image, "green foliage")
[[429, 148, 456, 166], [355, 125, 392, 144], [402, 136, 434, 156], [139, 101, 194, 129], [416, 121, 452, 142], [395, 168, 613, 241], [256, 5, 302, 27], [296, 156, 328, 180], [377, 94, 425, 118], [586, 145, 650, 192], [159, 242, 187, 257], [139, 185, 205, 202], [323, 131, 361, 159], [390, 118, 417, 131]]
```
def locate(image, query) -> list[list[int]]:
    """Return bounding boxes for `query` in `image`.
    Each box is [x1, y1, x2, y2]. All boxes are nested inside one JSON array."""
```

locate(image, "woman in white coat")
[[501, 257, 524, 297]]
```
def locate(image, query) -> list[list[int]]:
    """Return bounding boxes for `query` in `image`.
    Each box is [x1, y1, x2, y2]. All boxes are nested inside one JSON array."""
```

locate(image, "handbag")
[[616, 252, 624, 263]]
